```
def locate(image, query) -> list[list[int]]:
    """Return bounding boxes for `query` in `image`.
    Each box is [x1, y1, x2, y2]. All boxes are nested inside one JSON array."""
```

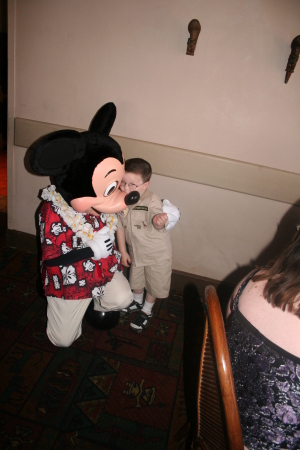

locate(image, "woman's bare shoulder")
[[238, 279, 300, 357]]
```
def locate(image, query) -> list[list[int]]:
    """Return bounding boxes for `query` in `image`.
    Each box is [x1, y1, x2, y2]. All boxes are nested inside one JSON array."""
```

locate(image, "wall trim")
[[15, 117, 300, 206]]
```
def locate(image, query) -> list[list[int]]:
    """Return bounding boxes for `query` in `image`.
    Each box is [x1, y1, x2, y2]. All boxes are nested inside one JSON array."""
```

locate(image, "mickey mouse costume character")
[[30, 103, 140, 347]]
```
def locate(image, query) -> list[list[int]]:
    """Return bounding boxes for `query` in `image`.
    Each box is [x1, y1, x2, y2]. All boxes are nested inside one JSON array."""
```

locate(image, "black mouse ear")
[[30, 130, 85, 175], [89, 102, 116, 135]]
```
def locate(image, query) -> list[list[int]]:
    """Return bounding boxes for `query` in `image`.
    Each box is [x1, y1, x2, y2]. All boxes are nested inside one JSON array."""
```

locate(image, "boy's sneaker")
[[121, 300, 143, 314], [130, 311, 152, 332]]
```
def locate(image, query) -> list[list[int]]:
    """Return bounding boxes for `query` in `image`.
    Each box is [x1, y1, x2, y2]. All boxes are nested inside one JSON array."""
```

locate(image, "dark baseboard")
[[171, 269, 220, 290], [171, 269, 234, 314], [5, 228, 38, 254]]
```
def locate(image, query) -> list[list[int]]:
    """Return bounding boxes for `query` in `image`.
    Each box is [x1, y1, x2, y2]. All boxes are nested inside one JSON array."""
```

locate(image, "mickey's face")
[[70, 157, 130, 214], [29, 103, 140, 214]]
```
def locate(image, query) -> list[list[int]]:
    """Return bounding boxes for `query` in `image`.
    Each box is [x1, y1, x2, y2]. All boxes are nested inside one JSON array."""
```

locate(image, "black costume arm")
[[45, 247, 94, 267]]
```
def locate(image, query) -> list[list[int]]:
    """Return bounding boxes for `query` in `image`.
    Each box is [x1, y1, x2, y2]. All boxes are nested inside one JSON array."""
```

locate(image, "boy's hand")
[[121, 252, 131, 267], [153, 213, 168, 230]]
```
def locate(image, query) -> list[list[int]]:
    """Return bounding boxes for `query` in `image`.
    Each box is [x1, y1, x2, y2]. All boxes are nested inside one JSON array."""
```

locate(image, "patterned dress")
[[227, 270, 300, 449]]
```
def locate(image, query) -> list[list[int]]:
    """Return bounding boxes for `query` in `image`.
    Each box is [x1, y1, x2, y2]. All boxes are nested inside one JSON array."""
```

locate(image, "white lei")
[[41, 185, 118, 243]]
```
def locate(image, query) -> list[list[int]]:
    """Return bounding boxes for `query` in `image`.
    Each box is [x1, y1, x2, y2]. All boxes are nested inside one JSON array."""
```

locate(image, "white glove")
[[87, 226, 113, 260], [162, 199, 181, 231]]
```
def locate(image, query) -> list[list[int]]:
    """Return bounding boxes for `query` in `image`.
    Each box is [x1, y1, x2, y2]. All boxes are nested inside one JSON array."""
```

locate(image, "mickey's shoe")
[[130, 311, 152, 332], [84, 301, 120, 330]]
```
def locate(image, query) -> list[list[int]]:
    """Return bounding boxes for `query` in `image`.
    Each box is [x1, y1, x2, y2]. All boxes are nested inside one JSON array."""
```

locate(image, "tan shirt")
[[117, 190, 172, 267]]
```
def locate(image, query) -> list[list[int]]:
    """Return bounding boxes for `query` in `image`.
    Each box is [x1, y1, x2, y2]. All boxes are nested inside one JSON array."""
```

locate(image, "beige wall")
[[7, 0, 300, 284]]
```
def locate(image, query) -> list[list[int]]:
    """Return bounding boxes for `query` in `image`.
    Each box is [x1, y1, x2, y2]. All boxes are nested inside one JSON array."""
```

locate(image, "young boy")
[[116, 158, 176, 332]]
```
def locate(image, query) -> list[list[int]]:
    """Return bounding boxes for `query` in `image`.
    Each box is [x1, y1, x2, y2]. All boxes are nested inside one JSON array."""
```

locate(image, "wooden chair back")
[[193, 285, 244, 450]]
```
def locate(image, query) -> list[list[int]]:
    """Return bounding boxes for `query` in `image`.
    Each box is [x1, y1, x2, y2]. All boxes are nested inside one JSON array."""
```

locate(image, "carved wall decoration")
[[186, 19, 201, 56], [285, 35, 300, 84]]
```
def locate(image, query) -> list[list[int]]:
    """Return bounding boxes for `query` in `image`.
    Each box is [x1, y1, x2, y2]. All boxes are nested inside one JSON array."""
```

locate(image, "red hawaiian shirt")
[[39, 200, 122, 300]]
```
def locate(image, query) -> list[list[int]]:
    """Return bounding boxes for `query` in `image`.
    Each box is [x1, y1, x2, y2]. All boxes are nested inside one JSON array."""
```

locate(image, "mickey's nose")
[[125, 191, 140, 205]]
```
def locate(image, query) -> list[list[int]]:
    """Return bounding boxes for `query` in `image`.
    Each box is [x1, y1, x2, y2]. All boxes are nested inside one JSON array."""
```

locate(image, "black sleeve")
[[44, 247, 94, 267]]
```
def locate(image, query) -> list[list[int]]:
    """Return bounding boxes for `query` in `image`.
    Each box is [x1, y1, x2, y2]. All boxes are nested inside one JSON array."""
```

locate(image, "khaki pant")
[[46, 271, 133, 347], [129, 259, 172, 298]]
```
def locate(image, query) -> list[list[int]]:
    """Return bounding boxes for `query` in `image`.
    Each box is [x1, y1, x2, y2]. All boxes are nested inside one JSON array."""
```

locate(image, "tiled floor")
[[0, 149, 7, 213]]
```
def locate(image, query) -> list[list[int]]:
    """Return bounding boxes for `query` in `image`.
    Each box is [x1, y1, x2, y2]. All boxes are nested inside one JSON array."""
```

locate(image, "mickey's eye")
[[104, 181, 118, 197]]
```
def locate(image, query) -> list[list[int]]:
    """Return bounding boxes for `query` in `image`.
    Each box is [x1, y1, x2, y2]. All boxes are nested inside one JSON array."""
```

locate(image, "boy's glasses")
[[120, 181, 144, 190]]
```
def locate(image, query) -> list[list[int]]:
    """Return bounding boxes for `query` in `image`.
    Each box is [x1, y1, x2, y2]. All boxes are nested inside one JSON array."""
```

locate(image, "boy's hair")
[[124, 158, 152, 183]]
